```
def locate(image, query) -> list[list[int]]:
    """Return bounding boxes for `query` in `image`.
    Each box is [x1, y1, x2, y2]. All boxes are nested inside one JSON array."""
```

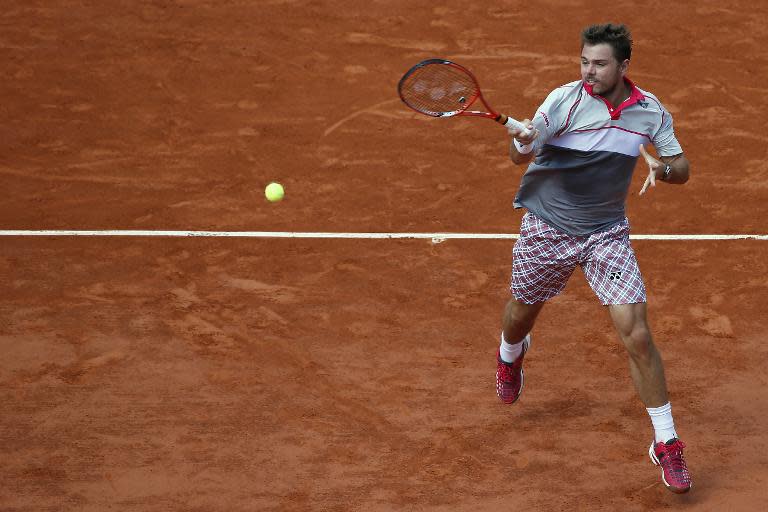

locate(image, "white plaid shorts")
[[511, 212, 647, 305]]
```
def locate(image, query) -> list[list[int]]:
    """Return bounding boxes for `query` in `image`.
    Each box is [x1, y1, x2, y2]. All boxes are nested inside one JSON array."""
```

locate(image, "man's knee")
[[619, 323, 655, 361], [503, 299, 543, 341], [609, 303, 656, 359]]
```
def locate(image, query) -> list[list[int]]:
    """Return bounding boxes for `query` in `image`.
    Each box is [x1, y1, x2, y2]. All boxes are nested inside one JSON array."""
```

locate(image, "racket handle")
[[498, 114, 532, 137]]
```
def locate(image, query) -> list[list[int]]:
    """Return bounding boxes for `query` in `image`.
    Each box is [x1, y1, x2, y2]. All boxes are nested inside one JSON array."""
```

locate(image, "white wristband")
[[514, 138, 533, 154]]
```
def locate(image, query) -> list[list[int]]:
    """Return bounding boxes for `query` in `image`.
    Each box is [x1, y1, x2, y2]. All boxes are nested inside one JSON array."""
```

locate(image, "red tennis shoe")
[[495, 335, 530, 404], [649, 438, 692, 494]]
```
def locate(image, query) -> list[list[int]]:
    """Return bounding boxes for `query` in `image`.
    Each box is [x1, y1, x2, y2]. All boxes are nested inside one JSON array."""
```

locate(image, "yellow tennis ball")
[[265, 182, 284, 202]]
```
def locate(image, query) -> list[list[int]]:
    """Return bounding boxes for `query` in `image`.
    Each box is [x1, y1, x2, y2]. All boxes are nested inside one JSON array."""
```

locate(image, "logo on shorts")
[[609, 271, 623, 281]]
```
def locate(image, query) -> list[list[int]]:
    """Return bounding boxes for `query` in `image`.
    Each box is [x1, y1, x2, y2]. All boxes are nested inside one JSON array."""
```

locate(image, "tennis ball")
[[265, 182, 284, 202]]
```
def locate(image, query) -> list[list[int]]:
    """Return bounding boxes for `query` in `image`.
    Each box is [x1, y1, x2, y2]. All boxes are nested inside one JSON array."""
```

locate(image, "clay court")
[[2, 1, 768, 511]]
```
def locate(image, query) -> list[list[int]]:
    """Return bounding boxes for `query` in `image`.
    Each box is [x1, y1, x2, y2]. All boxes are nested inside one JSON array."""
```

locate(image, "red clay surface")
[[2, 1, 768, 511]]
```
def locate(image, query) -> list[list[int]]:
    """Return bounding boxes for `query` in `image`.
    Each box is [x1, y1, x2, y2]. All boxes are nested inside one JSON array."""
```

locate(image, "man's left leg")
[[608, 303, 668, 408], [609, 302, 691, 494], [581, 219, 691, 493]]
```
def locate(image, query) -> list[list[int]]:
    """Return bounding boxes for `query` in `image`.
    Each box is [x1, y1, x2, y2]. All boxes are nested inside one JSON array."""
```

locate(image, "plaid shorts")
[[511, 213, 647, 305]]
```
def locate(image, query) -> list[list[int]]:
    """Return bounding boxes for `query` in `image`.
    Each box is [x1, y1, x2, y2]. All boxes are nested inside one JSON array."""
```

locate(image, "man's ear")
[[620, 59, 630, 75]]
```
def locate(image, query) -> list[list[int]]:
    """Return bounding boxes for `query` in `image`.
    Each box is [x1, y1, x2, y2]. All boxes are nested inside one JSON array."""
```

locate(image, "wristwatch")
[[661, 164, 672, 181]]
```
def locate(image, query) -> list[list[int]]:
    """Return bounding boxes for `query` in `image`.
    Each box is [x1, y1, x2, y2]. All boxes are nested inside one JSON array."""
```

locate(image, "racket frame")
[[398, 58, 527, 133], [397, 58, 500, 119]]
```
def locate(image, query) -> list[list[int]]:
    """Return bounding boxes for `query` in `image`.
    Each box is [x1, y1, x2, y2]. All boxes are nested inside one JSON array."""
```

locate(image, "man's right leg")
[[498, 212, 578, 403], [496, 298, 545, 404], [503, 298, 545, 345]]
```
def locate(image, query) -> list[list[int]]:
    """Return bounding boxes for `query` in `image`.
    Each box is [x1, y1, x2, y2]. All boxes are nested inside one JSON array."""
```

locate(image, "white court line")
[[0, 230, 767, 240]]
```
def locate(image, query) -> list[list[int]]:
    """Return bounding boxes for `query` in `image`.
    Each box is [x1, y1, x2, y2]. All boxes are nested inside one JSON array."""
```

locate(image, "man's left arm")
[[658, 153, 690, 184], [639, 146, 690, 195]]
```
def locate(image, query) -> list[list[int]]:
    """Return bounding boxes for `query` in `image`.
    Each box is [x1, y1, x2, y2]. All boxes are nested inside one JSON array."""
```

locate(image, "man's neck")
[[601, 78, 632, 109]]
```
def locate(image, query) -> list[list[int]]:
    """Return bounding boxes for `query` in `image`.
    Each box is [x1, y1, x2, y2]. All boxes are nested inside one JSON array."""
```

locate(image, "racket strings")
[[399, 64, 479, 117]]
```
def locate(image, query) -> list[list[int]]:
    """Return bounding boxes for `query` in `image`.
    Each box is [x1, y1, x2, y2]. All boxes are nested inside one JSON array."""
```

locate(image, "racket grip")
[[500, 115, 532, 137]]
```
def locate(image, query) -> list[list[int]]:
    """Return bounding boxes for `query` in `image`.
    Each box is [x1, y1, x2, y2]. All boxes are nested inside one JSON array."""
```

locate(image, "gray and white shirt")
[[514, 78, 683, 235]]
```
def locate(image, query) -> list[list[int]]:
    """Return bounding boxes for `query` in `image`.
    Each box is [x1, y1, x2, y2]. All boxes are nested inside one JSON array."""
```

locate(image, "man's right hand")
[[508, 119, 539, 145]]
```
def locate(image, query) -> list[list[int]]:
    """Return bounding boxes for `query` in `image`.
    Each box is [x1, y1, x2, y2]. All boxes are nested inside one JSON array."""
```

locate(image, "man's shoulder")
[[634, 85, 667, 112], [543, 80, 584, 104], [549, 80, 583, 95], [559, 79, 583, 89]]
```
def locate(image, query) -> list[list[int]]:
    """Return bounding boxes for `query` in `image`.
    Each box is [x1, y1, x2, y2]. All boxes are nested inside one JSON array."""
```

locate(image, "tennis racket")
[[398, 58, 531, 135]]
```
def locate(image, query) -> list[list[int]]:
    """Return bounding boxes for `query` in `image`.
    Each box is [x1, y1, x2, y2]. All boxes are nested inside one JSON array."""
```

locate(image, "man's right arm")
[[508, 84, 575, 165], [509, 119, 539, 165]]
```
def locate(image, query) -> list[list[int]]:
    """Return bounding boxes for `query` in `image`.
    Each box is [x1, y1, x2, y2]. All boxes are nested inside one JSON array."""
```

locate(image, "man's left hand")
[[639, 144, 663, 195]]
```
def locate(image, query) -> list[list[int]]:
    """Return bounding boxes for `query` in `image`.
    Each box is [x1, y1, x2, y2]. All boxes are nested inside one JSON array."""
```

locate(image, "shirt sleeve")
[[652, 107, 683, 156], [528, 86, 575, 152]]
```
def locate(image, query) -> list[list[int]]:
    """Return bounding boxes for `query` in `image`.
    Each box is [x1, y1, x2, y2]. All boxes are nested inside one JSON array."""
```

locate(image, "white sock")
[[499, 332, 527, 363], [647, 402, 678, 443]]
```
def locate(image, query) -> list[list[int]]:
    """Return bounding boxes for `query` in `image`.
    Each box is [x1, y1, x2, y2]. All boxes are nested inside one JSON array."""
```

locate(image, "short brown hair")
[[581, 23, 632, 62]]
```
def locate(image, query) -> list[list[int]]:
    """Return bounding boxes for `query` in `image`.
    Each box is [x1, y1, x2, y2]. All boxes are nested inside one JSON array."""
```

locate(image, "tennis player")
[[496, 23, 692, 493]]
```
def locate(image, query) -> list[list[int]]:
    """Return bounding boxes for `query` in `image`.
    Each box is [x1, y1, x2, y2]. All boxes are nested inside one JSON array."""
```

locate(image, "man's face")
[[580, 43, 628, 96]]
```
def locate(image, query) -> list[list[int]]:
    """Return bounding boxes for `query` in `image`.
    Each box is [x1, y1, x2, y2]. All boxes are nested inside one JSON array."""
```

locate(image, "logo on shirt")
[[539, 111, 550, 127], [609, 271, 623, 281], [638, 100, 649, 109]]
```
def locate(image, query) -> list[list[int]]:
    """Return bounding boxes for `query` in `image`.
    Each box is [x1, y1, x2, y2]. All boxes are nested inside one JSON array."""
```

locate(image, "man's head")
[[580, 23, 632, 97]]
